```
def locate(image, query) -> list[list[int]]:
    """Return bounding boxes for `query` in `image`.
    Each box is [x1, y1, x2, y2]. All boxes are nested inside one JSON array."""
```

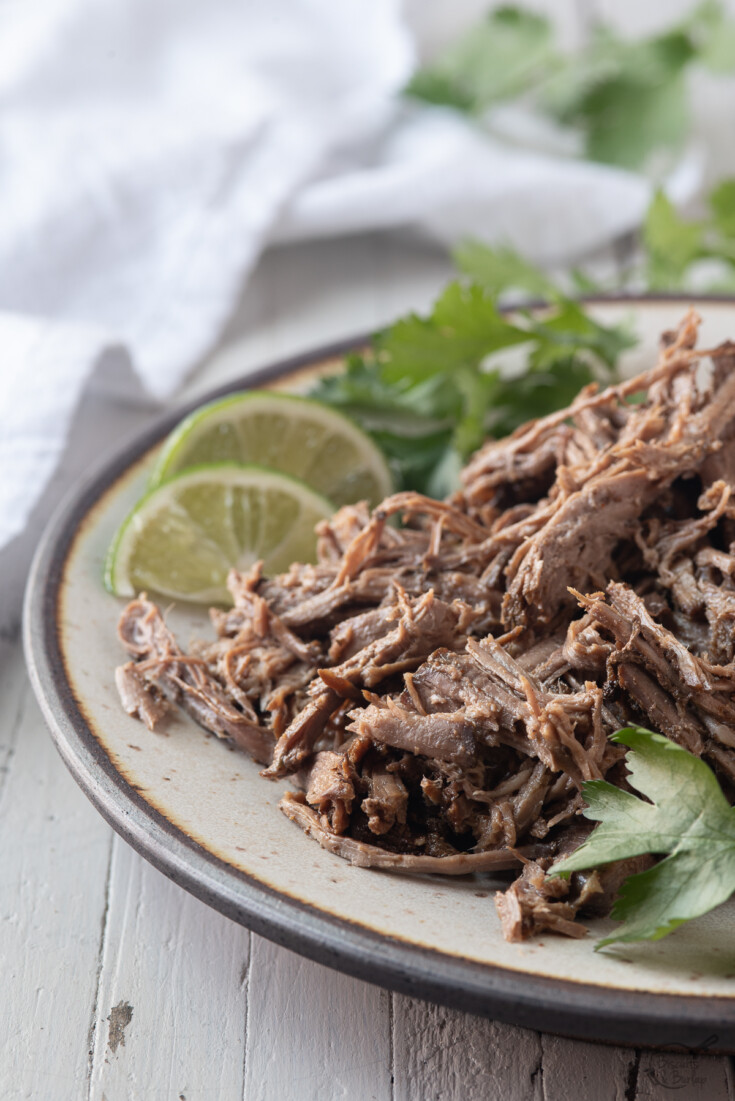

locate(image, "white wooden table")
[[4, 231, 735, 1100]]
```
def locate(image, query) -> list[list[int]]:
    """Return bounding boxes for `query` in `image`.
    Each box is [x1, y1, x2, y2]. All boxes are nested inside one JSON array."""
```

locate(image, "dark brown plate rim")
[[23, 296, 735, 1053]]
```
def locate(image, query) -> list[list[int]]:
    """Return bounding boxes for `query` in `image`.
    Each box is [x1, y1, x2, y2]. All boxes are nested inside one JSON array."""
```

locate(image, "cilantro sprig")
[[406, 2, 735, 171], [644, 184, 735, 289], [406, 7, 557, 116], [309, 249, 633, 496], [552, 727, 735, 948], [310, 172, 735, 496]]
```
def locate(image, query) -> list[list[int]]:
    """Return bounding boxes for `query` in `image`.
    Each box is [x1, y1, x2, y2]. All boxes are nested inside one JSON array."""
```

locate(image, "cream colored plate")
[[24, 301, 735, 1051]]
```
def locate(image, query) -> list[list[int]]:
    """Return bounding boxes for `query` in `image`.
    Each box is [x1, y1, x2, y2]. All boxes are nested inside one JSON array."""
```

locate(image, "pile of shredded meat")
[[115, 311, 735, 942]]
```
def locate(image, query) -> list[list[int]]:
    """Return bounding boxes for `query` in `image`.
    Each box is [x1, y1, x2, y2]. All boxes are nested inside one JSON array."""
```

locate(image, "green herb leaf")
[[579, 69, 689, 170], [569, 268, 605, 295], [376, 281, 529, 384], [484, 356, 595, 437], [453, 240, 559, 301], [552, 726, 735, 946], [543, 24, 697, 168], [643, 190, 704, 288], [405, 6, 557, 115], [685, 0, 735, 73], [406, 2, 735, 171], [310, 243, 633, 497], [709, 180, 735, 240], [525, 298, 634, 373]]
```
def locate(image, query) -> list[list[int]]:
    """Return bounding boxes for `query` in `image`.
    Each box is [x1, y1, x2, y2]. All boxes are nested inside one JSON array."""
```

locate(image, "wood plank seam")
[[85, 833, 115, 1099], [389, 991, 395, 1101], [0, 672, 28, 817], [725, 1055, 735, 1100], [530, 1039, 544, 1100], [240, 930, 253, 1101], [625, 1050, 640, 1101]]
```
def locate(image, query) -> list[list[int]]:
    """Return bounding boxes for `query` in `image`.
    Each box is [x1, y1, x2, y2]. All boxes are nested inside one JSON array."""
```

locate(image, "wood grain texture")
[[0, 653, 112, 1100], [87, 838, 250, 1101], [539, 1035, 636, 1101], [392, 996, 543, 1101], [243, 935, 392, 1101]]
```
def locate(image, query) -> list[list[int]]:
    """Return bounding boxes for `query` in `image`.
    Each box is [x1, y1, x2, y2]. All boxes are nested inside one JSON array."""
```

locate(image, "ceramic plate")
[[24, 297, 735, 1052]]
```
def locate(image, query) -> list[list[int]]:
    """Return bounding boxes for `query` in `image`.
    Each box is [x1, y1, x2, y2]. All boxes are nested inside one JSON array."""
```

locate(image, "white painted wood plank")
[[243, 935, 392, 1101], [0, 650, 113, 1100], [88, 837, 250, 1101], [392, 997, 543, 1101], [0, 639, 26, 805], [539, 1035, 635, 1101]]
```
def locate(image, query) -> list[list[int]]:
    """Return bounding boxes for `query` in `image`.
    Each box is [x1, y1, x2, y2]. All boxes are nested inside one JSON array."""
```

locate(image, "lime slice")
[[105, 463, 334, 604], [149, 392, 393, 508]]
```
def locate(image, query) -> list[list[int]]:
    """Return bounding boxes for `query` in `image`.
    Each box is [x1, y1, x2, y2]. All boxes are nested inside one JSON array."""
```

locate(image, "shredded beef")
[[114, 310, 735, 943]]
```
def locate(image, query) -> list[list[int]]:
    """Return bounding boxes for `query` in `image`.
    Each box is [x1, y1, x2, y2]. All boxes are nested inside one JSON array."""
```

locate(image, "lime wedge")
[[149, 392, 393, 508], [105, 464, 334, 604]]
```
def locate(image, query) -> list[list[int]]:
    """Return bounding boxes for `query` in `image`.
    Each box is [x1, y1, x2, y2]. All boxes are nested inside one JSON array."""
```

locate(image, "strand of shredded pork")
[[115, 310, 735, 942]]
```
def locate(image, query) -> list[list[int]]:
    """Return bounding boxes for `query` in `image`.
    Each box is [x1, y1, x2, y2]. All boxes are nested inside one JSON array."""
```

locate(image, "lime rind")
[[148, 391, 393, 508], [104, 462, 334, 604]]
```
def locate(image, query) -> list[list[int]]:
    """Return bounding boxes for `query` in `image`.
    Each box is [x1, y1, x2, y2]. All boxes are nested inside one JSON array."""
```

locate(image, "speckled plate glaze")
[[24, 297, 735, 1052]]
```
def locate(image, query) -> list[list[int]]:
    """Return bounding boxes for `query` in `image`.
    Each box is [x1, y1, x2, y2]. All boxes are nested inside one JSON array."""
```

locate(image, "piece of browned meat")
[[116, 595, 275, 763]]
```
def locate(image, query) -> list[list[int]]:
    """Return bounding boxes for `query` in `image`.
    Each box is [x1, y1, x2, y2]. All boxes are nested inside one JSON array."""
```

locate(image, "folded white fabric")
[[0, 0, 697, 550], [281, 104, 702, 261], [0, 0, 413, 548]]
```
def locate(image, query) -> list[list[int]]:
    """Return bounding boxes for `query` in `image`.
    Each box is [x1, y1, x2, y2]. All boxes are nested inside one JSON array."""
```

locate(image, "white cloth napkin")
[[0, 0, 699, 551]]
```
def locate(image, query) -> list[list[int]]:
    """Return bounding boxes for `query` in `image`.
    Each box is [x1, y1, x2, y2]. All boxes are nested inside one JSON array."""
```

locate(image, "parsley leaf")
[[552, 727, 735, 947]]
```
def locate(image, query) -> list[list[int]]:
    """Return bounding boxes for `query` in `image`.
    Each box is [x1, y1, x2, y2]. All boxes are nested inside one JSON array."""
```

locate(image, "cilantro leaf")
[[311, 243, 633, 497], [636, 181, 735, 291], [453, 240, 559, 302], [483, 356, 595, 438], [451, 242, 634, 370], [643, 190, 704, 288], [684, 0, 735, 73], [524, 299, 634, 373], [376, 282, 529, 384], [543, 24, 698, 169], [709, 180, 735, 241], [405, 6, 557, 115], [312, 353, 458, 431], [309, 355, 458, 495], [578, 70, 689, 171], [552, 727, 735, 947], [405, 2, 735, 171]]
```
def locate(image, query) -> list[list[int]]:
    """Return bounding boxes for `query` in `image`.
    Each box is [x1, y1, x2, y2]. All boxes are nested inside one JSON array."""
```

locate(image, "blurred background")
[[3, 0, 735, 625]]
